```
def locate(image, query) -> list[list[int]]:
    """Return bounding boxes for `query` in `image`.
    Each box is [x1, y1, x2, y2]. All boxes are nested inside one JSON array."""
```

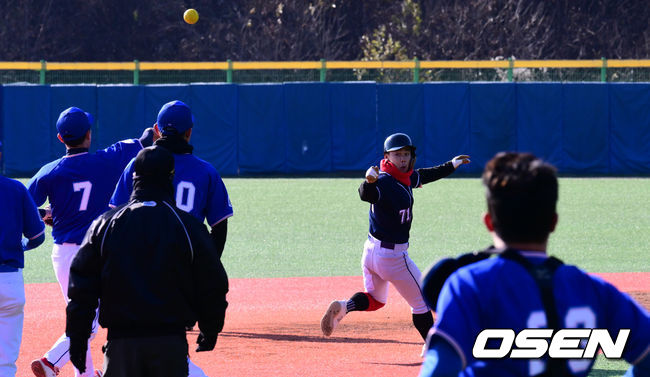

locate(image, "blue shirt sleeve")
[[110, 158, 136, 207], [98, 139, 143, 168], [419, 336, 464, 377], [592, 275, 650, 364], [432, 268, 483, 368], [624, 352, 650, 377], [22, 186, 45, 240], [27, 165, 52, 207], [205, 172, 233, 227]]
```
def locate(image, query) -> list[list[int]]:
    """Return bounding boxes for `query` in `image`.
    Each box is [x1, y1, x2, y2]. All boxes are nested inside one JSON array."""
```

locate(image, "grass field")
[[17, 176, 648, 376], [22, 177, 650, 283]]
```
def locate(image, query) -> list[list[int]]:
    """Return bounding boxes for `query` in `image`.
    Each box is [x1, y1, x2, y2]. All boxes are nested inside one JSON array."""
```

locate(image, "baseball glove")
[[421, 246, 497, 310], [39, 206, 53, 226]]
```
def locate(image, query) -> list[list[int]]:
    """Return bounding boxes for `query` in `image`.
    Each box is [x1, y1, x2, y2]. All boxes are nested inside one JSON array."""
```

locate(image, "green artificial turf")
[[21, 177, 649, 283]]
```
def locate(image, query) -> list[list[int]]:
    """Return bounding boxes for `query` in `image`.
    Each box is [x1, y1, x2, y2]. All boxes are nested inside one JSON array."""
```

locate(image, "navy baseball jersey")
[[110, 153, 233, 226], [27, 140, 143, 244], [432, 252, 650, 377], [367, 171, 422, 244], [0, 176, 45, 269]]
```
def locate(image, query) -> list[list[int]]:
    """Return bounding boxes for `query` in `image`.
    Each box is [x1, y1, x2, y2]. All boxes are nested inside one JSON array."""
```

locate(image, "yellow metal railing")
[[2, 59, 650, 84]]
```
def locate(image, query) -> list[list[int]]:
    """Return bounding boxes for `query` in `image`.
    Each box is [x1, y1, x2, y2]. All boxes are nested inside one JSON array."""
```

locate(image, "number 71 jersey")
[[110, 153, 233, 227], [368, 171, 422, 245]]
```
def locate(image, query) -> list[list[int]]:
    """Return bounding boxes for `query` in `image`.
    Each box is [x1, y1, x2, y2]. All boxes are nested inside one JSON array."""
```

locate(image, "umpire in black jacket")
[[65, 145, 229, 376]]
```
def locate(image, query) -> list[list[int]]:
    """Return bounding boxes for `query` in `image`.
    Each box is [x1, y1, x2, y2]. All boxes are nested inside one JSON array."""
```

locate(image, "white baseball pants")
[[362, 237, 429, 314], [0, 270, 24, 377], [45, 243, 98, 377]]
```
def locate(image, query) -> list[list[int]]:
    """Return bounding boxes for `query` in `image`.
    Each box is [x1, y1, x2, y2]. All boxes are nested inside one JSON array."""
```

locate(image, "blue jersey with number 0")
[[27, 140, 143, 244], [0, 176, 45, 268], [110, 153, 233, 226], [432, 252, 650, 377]]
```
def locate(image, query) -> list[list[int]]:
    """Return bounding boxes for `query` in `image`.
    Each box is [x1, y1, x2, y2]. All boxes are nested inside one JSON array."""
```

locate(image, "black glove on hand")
[[38, 207, 53, 226], [69, 336, 88, 373], [196, 332, 217, 352]]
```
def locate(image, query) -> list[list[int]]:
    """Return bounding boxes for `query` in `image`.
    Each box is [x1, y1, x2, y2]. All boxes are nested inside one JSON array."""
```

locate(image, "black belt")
[[368, 235, 399, 250], [380, 241, 397, 249]]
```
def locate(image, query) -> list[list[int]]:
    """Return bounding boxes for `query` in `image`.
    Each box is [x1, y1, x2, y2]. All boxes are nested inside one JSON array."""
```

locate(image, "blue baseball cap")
[[56, 107, 93, 142], [156, 100, 194, 135]]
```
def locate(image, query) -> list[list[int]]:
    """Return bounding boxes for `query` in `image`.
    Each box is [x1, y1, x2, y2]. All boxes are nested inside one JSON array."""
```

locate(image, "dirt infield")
[[17, 273, 649, 377]]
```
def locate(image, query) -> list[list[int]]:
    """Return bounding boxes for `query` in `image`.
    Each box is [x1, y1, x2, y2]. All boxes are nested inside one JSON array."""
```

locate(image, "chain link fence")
[[1, 61, 650, 84]]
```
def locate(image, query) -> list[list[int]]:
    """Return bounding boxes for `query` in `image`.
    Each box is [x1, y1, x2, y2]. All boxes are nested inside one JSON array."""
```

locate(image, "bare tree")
[[0, 0, 648, 62]]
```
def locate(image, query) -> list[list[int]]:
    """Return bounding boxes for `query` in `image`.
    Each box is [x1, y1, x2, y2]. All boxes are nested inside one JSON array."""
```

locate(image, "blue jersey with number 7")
[[110, 153, 233, 227], [27, 140, 143, 244], [431, 252, 650, 377]]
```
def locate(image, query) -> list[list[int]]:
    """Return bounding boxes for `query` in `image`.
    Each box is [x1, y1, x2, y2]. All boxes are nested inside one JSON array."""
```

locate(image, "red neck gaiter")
[[380, 159, 413, 186]]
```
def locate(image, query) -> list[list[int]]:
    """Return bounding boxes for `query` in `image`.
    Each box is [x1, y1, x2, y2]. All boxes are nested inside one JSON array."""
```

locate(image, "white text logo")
[[472, 329, 630, 359]]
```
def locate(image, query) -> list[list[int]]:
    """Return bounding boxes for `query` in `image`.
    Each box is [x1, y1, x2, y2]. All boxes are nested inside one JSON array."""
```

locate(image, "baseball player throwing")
[[27, 107, 153, 377], [320, 133, 470, 352]]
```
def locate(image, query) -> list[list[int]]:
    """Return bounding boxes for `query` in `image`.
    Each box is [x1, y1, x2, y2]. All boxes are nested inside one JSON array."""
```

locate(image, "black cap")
[[384, 133, 415, 153], [133, 146, 175, 181]]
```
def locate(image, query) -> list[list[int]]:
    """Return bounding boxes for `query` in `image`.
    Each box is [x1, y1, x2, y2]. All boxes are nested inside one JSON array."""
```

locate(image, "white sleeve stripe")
[[376, 186, 381, 202], [209, 213, 233, 228], [163, 201, 194, 262], [28, 229, 45, 240], [429, 329, 468, 369]]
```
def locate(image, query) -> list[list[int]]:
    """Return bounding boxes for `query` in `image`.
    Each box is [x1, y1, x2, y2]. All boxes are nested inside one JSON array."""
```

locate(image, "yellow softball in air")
[[184, 9, 199, 24]]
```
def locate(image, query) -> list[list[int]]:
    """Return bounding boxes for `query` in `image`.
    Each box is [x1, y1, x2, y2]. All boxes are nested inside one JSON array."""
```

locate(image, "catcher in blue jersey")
[[27, 107, 153, 377], [0, 141, 46, 376], [419, 152, 650, 377], [109, 100, 232, 377], [320, 133, 470, 354]]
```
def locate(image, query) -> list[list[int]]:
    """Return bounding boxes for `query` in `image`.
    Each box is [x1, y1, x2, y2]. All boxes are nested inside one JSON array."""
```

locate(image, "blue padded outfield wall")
[[1, 82, 649, 176]]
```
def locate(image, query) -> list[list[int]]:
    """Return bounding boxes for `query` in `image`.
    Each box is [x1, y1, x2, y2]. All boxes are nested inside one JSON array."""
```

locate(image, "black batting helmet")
[[384, 133, 416, 155]]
